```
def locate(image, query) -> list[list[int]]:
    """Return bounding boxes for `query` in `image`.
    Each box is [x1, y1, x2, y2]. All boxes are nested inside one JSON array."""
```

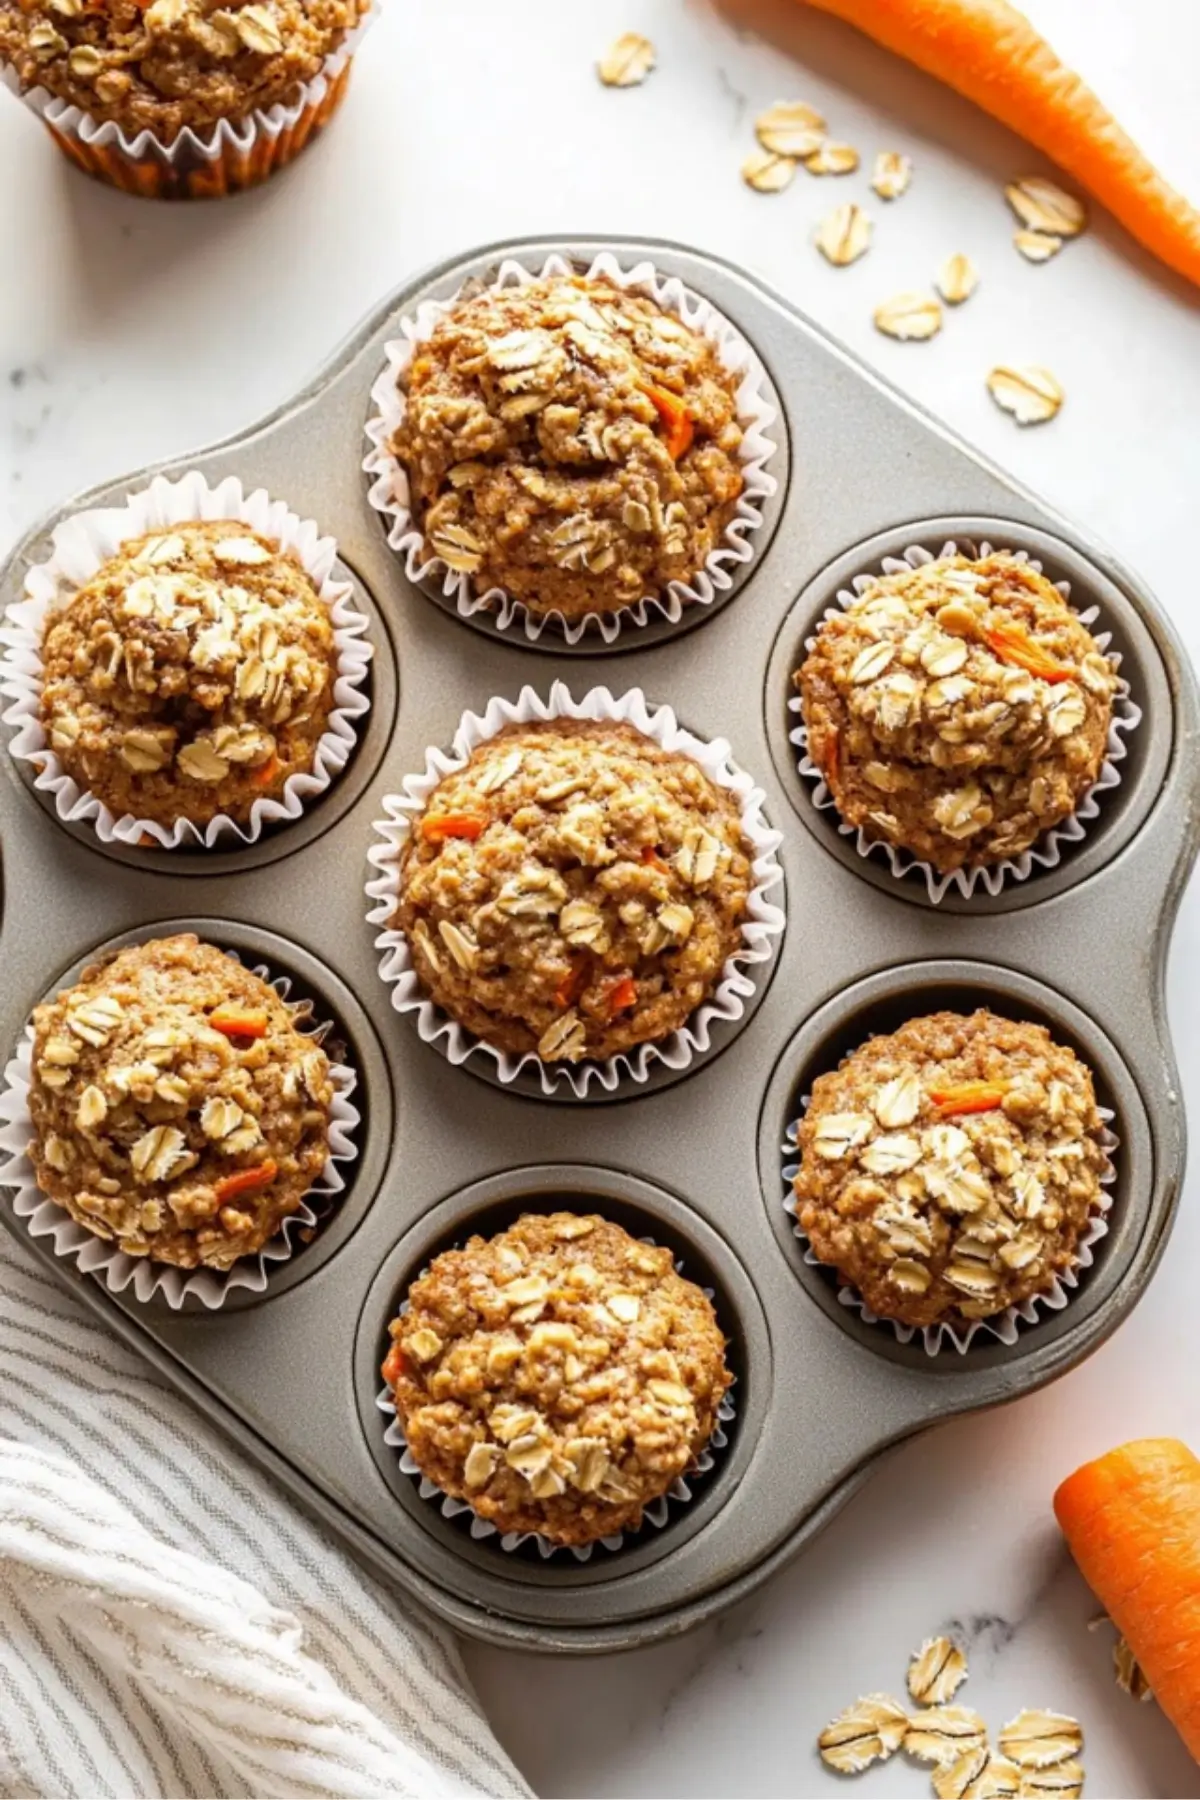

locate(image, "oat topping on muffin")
[[0, 0, 365, 139], [391, 274, 746, 622], [38, 520, 339, 830], [28, 934, 333, 1270], [793, 1010, 1109, 1331], [382, 1212, 732, 1546], [396, 719, 753, 1063], [797, 554, 1120, 873]]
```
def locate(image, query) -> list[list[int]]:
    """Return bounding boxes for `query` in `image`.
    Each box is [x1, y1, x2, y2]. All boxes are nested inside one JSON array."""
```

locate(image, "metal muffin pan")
[[1, 235, 1196, 1654]]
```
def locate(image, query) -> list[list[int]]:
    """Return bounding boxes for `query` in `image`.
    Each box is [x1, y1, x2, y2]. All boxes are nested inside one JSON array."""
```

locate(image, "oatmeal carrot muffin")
[[37, 520, 339, 831], [27, 934, 332, 1271], [793, 1010, 1109, 1332], [382, 1212, 732, 1546], [396, 719, 753, 1064], [797, 554, 1120, 874], [390, 274, 746, 623]]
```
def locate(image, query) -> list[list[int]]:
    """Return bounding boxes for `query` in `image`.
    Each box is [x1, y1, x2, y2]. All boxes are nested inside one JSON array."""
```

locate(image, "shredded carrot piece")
[[209, 1007, 269, 1040], [213, 1160, 278, 1204], [252, 754, 281, 788], [554, 961, 589, 1009], [420, 812, 487, 844], [791, 0, 1200, 290], [641, 843, 669, 872], [381, 1342, 407, 1387], [929, 1080, 1010, 1116], [637, 382, 695, 460], [607, 977, 638, 1016], [984, 623, 1076, 684]]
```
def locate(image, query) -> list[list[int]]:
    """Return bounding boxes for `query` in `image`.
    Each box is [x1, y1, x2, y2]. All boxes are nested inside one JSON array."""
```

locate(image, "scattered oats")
[[861, 1133, 922, 1176], [909, 1636, 969, 1706], [939, 1752, 1023, 1799], [1014, 229, 1064, 264], [850, 640, 895, 684], [890, 1258, 931, 1293], [476, 749, 523, 795], [937, 253, 980, 305], [742, 148, 798, 193], [675, 824, 724, 889], [1005, 177, 1086, 238], [1018, 1761, 1085, 1797], [607, 1292, 641, 1324], [815, 202, 872, 266], [922, 635, 970, 676], [873, 1073, 922, 1129], [66, 43, 102, 76], [807, 141, 860, 175], [1048, 688, 1086, 738], [438, 919, 479, 972], [213, 535, 272, 566], [597, 31, 656, 87], [463, 1442, 497, 1488], [1113, 1635, 1152, 1702], [818, 1695, 909, 1774], [872, 150, 912, 199], [875, 291, 943, 341], [201, 1097, 244, 1140], [647, 1378, 693, 1409], [408, 1327, 444, 1363], [755, 98, 826, 158], [997, 1710, 1083, 1770], [28, 21, 66, 53], [177, 739, 230, 784], [430, 522, 484, 573], [566, 1437, 610, 1493], [538, 1010, 587, 1062], [75, 1085, 108, 1131], [130, 1124, 192, 1185], [905, 1705, 988, 1766], [42, 1135, 70, 1173], [986, 365, 1063, 426], [812, 1112, 874, 1160]]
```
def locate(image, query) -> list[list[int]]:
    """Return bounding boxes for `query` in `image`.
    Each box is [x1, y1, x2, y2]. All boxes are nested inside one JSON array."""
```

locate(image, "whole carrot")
[[794, 0, 1200, 290], [1055, 1439, 1200, 1760]]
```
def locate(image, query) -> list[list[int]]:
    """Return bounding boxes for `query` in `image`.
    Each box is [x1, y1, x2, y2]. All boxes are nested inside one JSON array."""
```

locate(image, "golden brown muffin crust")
[[794, 1010, 1109, 1331], [396, 719, 753, 1063], [383, 1212, 732, 1546], [28, 934, 333, 1270]]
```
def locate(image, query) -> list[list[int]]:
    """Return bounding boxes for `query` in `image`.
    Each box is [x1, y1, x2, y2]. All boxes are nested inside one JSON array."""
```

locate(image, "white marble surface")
[[4, 1, 1200, 1795]]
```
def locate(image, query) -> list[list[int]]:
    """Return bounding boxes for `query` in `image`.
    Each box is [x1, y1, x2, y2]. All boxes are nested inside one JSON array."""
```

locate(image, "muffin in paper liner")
[[0, 470, 373, 850], [780, 1109, 1118, 1357], [362, 249, 779, 646], [0, 955, 360, 1311], [375, 1240, 736, 1563], [0, 4, 376, 200], [789, 540, 1143, 903], [364, 680, 786, 1099]]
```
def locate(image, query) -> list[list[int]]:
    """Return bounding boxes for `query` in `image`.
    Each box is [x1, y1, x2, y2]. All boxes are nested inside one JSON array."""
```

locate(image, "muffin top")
[[28, 934, 333, 1271], [0, 0, 364, 139], [797, 554, 1119, 873], [793, 1010, 1109, 1331], [382, 1212, 732, 1546], [396, 719, 753, 1064], [391, 274, 746, 622], [38, 520, 339, 830]]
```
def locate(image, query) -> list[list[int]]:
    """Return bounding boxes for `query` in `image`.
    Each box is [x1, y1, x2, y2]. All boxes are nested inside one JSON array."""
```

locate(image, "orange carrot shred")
[[641, 843, 669, 872], [252, 754, 281, 788], [420, 812, 487, 844], [554, 961, 589, 1009], [637, 382, 695, 460], [209, 1007, 269, 1040], [791, 0, 1200, 290], [213, 1159, 278, 1204], [381, 1342, 407, 1387], [984, 623, 1076, 684], [607, 977, 638, 1017], [1056, 1439, 1200, 1761], [929, 1080, 1010, 1116]]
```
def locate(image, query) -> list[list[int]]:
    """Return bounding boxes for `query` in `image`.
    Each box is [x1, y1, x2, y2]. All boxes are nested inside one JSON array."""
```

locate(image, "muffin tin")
[[0, 235, 1196, 1653]]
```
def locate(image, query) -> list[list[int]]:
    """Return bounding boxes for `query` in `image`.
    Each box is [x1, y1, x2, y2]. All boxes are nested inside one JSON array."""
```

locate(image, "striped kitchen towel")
[[0, 1233, 530, 1800]]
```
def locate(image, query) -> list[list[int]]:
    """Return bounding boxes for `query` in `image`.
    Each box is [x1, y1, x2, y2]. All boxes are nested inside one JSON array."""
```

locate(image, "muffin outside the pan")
[[36, 520, 339, 831], [389, 273, 746, 624], [27, 934, 332, 1270], [793, 1010, 1109, 1332], [381, 1212, 733, 1546], [797, 553, 1120, 874], [395, 718, 754, 1064], [0, 0, 368, 196]]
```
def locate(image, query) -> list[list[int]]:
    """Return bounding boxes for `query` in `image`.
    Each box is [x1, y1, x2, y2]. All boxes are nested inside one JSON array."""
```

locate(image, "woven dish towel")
[[0, 1232, 530, 1800]]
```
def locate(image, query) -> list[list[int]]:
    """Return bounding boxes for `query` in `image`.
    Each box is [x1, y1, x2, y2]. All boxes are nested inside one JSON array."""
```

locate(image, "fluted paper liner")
[[0, 957, 360, 1310], [790, 540, 1143, 903], [365, 681, 786, 1098], [0, 470, 372, 850], [363, 250, 779, 645]]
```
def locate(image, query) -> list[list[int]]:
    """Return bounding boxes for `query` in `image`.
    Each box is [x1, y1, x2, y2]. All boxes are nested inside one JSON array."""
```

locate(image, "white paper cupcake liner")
[[0, 956, 360, 1311], [362, 250, 779, 646], [0, 471, 373, 850], [790, 540, 1143, 903], [781, 1106, 1118, 1356], [376, 1240, 736, 1562], [364, 680, 786, 1098], [0, 4, 375, 199]]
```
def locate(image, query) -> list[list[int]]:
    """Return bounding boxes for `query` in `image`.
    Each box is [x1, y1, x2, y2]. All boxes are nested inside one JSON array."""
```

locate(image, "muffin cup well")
[[781, 1107, 1118, 1356], [0, 4, 374, 200], [0, 470, 373, 850], [789, 540, 1143, 903], [364, 680, 786, 1099], [0, 956, 360, 1310], [362, 249, 779, 646]]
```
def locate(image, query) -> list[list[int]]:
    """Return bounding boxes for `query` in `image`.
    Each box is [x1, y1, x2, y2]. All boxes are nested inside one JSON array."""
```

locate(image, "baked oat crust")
[[0, 0, 364, 139], [391, 275, 746, 622], [38, 520, 338, 830], [797, 555, 1119, 873], [794, 1010, 1109, 1330], [396, 719, 753, 1063], [28, 934, 333, 1270], [383, 1212, 732, 1546]]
